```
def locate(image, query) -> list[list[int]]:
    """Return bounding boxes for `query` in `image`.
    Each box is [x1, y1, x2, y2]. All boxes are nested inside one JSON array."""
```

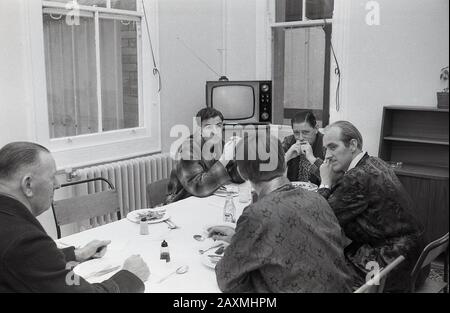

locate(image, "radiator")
[[70, 153, 175, 228]]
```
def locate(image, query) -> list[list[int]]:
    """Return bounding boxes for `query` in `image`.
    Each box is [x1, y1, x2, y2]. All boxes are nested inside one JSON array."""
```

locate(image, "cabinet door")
[[398, 175, 449, 242]]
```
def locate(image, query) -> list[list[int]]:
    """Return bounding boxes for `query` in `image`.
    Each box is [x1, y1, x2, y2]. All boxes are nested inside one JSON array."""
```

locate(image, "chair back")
[[354, 255, 405, 293], [410, 232, 449, 292], [146, 178, 170, 208], [52, 178, 121, 238]]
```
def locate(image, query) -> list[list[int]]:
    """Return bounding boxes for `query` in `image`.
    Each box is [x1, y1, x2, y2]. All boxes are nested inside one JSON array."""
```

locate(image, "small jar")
[[160, 240, 170, 262], [140, 217, 149, 235]]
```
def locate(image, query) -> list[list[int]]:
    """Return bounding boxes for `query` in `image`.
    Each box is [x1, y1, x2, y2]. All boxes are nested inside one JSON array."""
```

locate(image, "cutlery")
[[198, 243, 224, 254], [165, 219, 179, 229], [157, 265, 189, 283], [84, 265, 121, 279]]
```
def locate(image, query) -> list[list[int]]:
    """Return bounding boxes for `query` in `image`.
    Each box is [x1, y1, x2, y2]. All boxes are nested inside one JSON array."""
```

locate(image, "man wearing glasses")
[[165, 108, 244, 204]]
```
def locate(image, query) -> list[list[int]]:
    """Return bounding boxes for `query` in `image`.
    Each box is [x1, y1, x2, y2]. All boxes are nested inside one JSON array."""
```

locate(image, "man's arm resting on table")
[[3, 231, 144, 293]]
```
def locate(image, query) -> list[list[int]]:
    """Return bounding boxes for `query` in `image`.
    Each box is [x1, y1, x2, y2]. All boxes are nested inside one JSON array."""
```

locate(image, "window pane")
[[45, 0, 107, 7], [273, 27, 327, 126], [306, 0, 334, 20], [275, 0, 334, 22], [110, 0, 137, 11], [43, 13, 98, 138], [99, 19, 139, 131]]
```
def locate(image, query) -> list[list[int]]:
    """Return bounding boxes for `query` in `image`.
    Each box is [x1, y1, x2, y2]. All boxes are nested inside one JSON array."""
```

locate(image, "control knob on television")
[[261, 112, 270, 121]]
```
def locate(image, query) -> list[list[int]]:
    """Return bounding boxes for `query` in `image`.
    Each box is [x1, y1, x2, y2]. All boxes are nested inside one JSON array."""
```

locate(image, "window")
[[28, 0, 161, 168], [43, 0, 141, 138], [271, 0, 334, 127]]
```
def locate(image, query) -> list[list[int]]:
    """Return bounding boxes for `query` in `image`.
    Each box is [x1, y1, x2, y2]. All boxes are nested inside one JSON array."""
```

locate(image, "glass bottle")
[[140, 217, 149, 235], [223, 192, 236, 223], [160, 240, 171, 262]]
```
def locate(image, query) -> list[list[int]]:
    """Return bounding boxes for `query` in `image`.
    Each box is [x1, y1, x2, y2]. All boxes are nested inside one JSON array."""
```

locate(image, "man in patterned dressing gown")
[[318, 121, 427, 292], [209, 133, 354, 292]]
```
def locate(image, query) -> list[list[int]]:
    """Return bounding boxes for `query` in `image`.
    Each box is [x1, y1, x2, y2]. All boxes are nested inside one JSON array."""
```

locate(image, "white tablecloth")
[[56, 188, 251, 293]]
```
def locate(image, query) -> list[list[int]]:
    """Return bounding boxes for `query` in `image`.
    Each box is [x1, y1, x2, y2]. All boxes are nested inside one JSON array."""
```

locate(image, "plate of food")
[[214, 185, 238, 197], [203, 223, 236, 236], [291, 181, 319, 192], [126, 208, 170, 224]]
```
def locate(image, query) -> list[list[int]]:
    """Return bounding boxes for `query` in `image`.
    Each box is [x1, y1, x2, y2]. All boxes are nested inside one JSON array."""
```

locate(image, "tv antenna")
[[176, 36, 227, 81]]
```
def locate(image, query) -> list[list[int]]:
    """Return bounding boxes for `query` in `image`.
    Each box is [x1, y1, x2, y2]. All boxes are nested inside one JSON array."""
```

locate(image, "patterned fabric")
[[215, 183, 355, 293], [297, 154, 313, 182], [282, 133, 325, 185], [318, 153, 426, 292], [165, 135, 244, 204]]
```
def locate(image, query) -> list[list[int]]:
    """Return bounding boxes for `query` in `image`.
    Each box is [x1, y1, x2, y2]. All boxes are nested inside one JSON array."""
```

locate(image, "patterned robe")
[[215, 183, 354, 293], [318, 153, 426, 292], [282, 133, 325, 185], [165, 135, 244, 204]]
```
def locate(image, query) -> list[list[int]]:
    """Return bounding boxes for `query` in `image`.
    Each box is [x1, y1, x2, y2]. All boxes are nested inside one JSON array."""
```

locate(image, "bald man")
[[0, 142, 149, 292]]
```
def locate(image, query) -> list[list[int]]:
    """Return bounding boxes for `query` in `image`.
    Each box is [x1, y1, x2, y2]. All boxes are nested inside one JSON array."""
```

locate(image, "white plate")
[[201, 252, 223, 269], [73, 258, 121, 283], [213, 189, 238, 197], [126, 208, 170, 224], [203, 222, 236, 235], [291, 181, 319, 192]]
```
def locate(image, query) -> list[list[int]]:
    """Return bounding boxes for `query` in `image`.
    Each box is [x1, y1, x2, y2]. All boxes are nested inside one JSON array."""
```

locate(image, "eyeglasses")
[[203, 123, 223, 132]]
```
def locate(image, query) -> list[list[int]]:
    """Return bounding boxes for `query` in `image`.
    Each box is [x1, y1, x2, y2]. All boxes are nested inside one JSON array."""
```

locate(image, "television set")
[[206, 80, 272, 124]]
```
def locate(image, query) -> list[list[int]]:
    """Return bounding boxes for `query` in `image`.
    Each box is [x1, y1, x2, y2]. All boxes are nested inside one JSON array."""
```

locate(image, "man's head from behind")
[[196, 107, 224, 144], [323, 121, 363, 172], [0, 142, 59, 217], [235, 133, 286, 189]]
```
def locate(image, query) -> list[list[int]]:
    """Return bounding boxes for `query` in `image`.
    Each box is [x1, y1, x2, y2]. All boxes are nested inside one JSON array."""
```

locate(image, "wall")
[[0, 0, 268, 154], [0, 0, 267, 237], [329, 0, 449, 155], [0, 0, 35, 146], [158, 0, 268, 153]]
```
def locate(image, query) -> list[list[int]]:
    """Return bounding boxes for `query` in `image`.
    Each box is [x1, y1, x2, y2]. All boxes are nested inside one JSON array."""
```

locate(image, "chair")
[[410, 232, 449, 293], [146, 178, 170, 208], [354, 255, 405, 293], [51, 178, 121, 239]]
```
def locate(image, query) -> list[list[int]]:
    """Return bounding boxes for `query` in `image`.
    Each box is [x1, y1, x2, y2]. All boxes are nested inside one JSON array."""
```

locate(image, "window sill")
[[51, 134, 161, 170]]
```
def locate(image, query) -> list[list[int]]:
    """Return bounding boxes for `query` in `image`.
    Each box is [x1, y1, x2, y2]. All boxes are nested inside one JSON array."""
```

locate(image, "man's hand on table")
[[122, 255, 150, 282], [74, 240, 111, 262], [207, 225, 235, 243]]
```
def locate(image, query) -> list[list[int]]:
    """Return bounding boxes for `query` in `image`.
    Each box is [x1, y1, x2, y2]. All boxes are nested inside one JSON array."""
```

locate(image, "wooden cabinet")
[[379, 106, 449, 241]]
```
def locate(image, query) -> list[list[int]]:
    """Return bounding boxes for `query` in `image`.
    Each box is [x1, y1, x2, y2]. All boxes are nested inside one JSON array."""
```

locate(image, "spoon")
[[157, 265, 189, 283], [199, 243, 224, 254], [193, 234, 206, 241]]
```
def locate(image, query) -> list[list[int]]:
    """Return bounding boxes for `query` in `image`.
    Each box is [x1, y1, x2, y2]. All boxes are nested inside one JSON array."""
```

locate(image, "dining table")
[[56, 183, 253, 293]]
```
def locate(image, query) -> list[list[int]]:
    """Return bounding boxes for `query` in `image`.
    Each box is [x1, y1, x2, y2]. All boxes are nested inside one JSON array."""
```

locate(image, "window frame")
[[27, 0, 161, 169], [266, 0, 351, 125], [269, 0, 333, 127]]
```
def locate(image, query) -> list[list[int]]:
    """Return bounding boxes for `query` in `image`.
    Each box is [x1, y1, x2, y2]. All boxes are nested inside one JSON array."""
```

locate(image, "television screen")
[[211, 85, 255, 120]]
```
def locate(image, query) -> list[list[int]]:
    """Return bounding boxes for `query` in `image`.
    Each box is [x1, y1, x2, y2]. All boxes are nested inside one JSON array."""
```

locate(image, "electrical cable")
[[141, 0, 161, 92], [322, 20, 341, 112]]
